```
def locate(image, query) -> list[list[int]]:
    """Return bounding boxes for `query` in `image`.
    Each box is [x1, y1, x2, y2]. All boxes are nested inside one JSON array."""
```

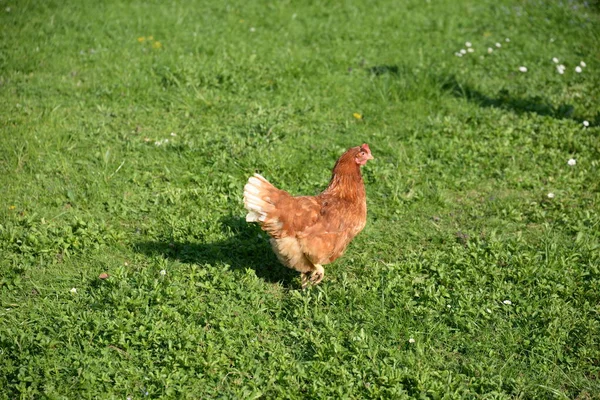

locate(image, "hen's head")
[[332, 144, 374, 175], [354, 143, 374, 166]]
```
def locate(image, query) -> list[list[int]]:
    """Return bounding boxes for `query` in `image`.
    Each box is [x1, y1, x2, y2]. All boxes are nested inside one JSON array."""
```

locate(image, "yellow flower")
[[148, 36, 154, 40], [152, 41, 162, 49], [9, 205, 16, 210], [353, 112, 363, 120], [137, 36, 146, 42]]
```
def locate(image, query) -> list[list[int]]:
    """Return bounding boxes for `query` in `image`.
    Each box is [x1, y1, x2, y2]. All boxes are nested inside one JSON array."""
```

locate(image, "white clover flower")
[[249, 27, 256, 32], [583, 120, 589, 127], [455, 52, 463, 57], [70, 287, 77, 294], [505, 38, 510, 42], [487, 47, 493, 54], [557, 65, 565, 74], [552, 57, 559, 63], [547, 192, 555, 199], [575, 66, 582, 73], [495, 42, 502, 48], [154, 138, 170, 146], [170, 132, 177, 137], [503, 299, 512, 305], [519, 66, 527, 72], [408, 338, 415, 344], [447, 304, 452, 308], [580, 61, 586, 68], [460, 49, 467, 54], [467, 48, 474, 53], [160, 269, 167, 276], [568, 158, 576, 166], [465, 41, 472, 47]]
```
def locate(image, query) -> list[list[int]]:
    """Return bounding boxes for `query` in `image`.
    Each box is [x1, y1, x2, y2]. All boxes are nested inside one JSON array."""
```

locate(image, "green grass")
[[1, 0, 599, 398]]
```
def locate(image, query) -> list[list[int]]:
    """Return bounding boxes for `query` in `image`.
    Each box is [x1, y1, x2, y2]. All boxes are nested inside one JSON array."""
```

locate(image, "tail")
[[243, 173, 277, 223]]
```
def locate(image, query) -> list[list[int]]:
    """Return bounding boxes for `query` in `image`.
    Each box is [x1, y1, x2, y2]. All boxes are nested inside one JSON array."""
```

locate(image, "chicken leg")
[[301, 264, 324, 289]]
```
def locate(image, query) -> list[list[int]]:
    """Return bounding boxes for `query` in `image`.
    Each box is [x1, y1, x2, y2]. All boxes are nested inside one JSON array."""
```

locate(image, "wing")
[[297, 198, 365, 265], [244, 174, 321, 239], [268, 195, 323, 238]]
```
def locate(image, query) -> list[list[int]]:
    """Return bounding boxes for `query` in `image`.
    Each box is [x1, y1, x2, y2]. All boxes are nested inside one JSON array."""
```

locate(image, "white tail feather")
[[244, 183, 260, 195], [243, 173, 274, 223], [248, 176, 262, 187], [246, 211, 261, 222], [243, 192, 263, 203], [253, 173, 267, 181]]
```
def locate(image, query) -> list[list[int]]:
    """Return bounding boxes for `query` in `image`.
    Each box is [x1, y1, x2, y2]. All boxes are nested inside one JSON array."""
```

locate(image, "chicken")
[[243, 144, 374, 288]]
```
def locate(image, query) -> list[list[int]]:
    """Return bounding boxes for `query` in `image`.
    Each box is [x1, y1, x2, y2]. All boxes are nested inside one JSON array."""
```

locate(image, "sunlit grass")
[[1, 0, 599, 398]]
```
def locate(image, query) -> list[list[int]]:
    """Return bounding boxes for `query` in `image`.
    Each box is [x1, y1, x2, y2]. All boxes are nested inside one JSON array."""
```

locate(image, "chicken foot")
[[301, 264, 324, 289]]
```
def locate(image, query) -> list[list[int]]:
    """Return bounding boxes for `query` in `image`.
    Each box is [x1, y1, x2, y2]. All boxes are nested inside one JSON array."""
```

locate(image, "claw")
[[300, 265, 324, 289], [309, 265, 325, 285], [301, 272, 310, 289], [309, 271, 322, 284]]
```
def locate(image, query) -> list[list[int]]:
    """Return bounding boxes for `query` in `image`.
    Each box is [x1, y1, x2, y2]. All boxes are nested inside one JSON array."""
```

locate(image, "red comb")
[[361, 143, 371, 153]]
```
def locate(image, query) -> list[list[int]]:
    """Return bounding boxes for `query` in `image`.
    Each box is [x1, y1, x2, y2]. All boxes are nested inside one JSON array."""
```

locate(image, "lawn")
[[1, 0, 599, 398]]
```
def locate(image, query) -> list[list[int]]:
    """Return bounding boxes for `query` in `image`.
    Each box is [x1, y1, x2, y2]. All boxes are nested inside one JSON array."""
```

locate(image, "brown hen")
[[243, 144, 373, 287]]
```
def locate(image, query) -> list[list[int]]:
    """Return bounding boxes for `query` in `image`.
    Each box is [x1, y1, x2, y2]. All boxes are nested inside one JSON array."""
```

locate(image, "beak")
[[361, 143, 374, 160]]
